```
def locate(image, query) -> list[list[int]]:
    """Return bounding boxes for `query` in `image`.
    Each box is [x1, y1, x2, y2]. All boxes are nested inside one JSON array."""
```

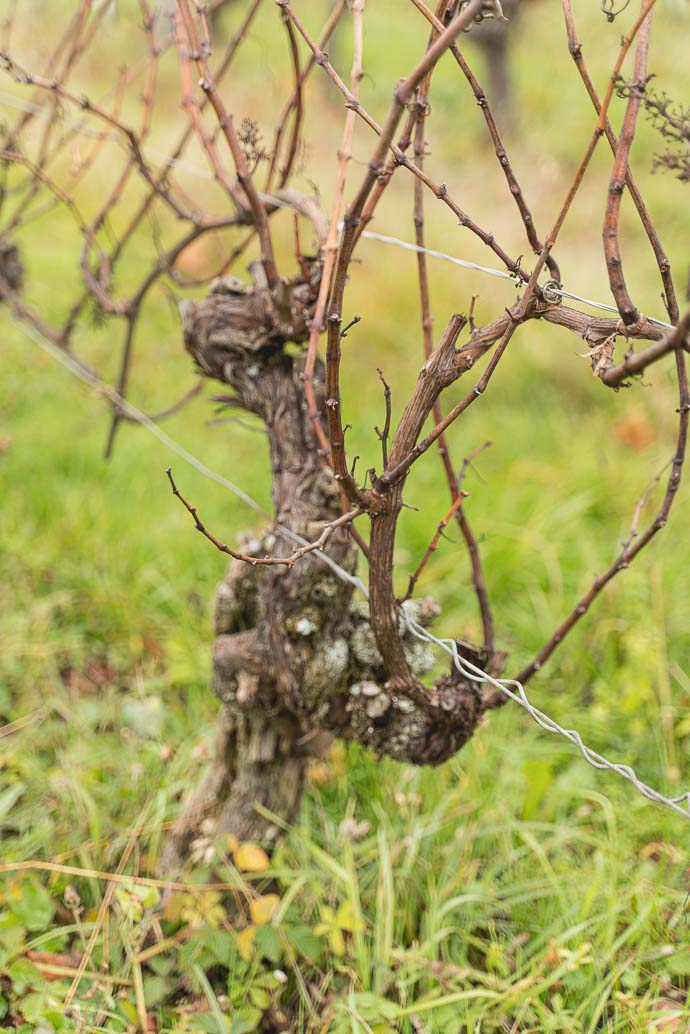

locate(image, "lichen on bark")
[[161, 255, 505, 873]]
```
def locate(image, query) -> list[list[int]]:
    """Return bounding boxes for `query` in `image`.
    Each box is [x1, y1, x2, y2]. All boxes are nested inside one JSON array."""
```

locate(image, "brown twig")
[[177, 0, 280, 291], [409, 12, 496, 653], [375, 367, 392, 470], [300, 0, 365, 466], [174, 9, 246, 215], [400, 492, 467, 603], [323, 0, 486, 506], [599, 308, 690, 387], [167, 468, 363, 568], [266, 0, 347, 194], [114, 381, 204, 425], [275, 6, 304, 189], [279, 0, 526, 281], [562, 0, 679, 323], [409, 0, 561, 281], [517, 347, 688, 686], [602, 0, 653, 327]]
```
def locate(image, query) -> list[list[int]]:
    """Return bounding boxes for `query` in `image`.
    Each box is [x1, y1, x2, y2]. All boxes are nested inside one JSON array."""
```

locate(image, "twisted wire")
[[11, 316, 689, 822], [2, 71, 686, 817], [353, 227, 675, 331]]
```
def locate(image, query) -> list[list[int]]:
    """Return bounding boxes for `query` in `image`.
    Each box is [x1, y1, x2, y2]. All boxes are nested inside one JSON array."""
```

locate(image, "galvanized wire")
[[353, 227, 675, 331], [11, 316, 690, 822], [2, 80, 686, 817], [0, 90, 675, 330]]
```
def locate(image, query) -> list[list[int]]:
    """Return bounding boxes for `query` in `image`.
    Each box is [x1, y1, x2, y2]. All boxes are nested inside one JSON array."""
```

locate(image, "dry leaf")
[[26, 949, 83, 980], [649, 997, 688, 1033], [589, 334, 616, 379]]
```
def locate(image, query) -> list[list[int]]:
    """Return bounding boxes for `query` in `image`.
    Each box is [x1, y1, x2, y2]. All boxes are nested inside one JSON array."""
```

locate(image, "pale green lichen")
[[287, 607, 322, 636], [320, 637, 349, 681], [350, 680, 379, 698], [392, 695, 415, 714], [404, 641, 436, 677], [351, 623, 382, 667], [303, 638, 349, 714]]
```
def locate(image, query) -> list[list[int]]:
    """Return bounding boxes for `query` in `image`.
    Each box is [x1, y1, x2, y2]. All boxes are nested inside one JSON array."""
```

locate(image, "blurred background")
[[1, 1, 690, 1031]]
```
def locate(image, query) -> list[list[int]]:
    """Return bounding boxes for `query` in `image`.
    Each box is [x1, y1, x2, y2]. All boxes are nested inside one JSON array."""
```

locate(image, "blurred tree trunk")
[[470, 0, 522, 133]]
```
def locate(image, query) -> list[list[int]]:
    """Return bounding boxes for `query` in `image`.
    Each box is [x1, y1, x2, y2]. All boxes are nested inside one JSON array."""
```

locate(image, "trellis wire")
[[0, 90, 674, 330], [12, 315, 690, 822], [351, 227, 675, 331]]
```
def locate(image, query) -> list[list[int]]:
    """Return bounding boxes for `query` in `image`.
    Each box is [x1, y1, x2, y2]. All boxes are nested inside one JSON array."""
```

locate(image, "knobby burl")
[[160, 260, 504, 870]]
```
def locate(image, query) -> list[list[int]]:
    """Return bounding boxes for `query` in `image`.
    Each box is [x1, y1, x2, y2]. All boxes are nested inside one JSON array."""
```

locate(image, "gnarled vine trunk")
[[160, 260, 503, 873]]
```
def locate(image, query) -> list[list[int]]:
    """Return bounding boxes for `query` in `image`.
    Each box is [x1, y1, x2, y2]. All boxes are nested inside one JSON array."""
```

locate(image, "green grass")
[[1, 1, 690, 1031]]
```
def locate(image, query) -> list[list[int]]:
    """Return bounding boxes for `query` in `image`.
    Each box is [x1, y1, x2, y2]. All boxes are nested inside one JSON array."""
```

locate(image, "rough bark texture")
[[161, 261, 503, 873]]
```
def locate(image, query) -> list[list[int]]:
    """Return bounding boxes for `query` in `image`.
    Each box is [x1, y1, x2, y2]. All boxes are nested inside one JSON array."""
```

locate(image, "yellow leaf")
[[329, 927, 346, 956], [236, 925, 256, 961], [318, 906, 335, 925], [163, 893, 188, 923], [249, 894, 280, 926], [234, 842, 270, 872], [227, 833, 239, 855], [335, 900, 365, 933]]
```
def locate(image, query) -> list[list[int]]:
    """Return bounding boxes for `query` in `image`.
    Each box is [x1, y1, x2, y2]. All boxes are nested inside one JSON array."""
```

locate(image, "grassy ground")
[[1, 1, 690, 1031]]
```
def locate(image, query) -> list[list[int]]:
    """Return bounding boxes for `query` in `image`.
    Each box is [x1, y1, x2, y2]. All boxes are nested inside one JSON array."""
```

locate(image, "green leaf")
[[229, 1007, 261, 1034], [185, 1017, 226, 1034], [285, 924, 322, 963], [249, 986, 270, 1010], [0, 919, 26, 965], [204, 928, 236, 967], [335, 901, 365, 934], [351, 993, 398, 1021], [18, 990, 59, 1024], [0, 995, 7, 1020], [427, 1004, 463, 1034], [7, 881, 55, 932], [143, 974, 172, 1008], [666, 949, 690, 976], [6, 957, 43, 994], [0, 783, 26, 823], [179, 936, 203, 973], [254, 924, 282, 964], [133, 883, 160, 910], [150, 953, 177, 977]]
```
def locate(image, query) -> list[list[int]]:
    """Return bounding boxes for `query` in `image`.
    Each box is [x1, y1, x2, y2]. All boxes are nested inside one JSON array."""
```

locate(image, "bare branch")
[[400, 492, 467, 603], [602, 1, 653, 327], [375, 368, 392, 471], [167, 468, 363, 569]]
